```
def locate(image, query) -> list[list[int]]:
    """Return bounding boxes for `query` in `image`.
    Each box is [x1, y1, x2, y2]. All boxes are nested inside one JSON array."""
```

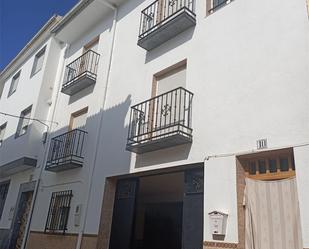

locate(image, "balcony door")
[[63, 107, 88, 158], [151, 62, 187, 137], [156, 0, 189, 27], [80, 37, 99, 75]]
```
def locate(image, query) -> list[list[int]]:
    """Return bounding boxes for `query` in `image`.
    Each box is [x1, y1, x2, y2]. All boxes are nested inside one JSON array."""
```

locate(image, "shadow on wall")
[[144, 27, 195, 64], [0, 228, 10, 249], [0, 95, 133, 249], [134, 143, 192, 169], [95, 95, 133, 176], [68, 84, 95, 105], [0, 122, 42, 168], [64, 12, 115, 59], [44, 94, 133, 178]]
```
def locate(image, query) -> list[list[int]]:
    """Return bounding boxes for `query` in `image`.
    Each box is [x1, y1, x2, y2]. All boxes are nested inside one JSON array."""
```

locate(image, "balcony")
[[138, 0, 196, 51], [0, 157, 37, 178], [126, 87, 193, 154], [45, 129, 87, 172], [61, 50, 100, 96]]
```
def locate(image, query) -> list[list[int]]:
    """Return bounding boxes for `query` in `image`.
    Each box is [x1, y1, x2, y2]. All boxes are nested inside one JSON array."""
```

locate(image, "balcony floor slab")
[[138, 8, 196, 51], [61, 74, 96, 96], [127, 133, 192, 154]]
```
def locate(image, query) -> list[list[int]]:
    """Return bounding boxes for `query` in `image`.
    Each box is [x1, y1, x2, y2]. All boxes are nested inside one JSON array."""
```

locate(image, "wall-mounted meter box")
[[208, 211, 228, 235]]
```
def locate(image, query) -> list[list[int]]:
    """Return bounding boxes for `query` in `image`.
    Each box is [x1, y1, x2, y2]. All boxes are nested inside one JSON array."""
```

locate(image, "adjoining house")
[[0, 15, 62, 249]]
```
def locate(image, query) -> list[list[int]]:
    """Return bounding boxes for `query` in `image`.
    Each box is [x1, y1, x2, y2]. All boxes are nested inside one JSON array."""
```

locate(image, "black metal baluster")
[[170, 91, 173, 126], [183, 88, 187, 126], [178, 88, 182, 126], [164, 92, 168, 130], [174, 88, 177, 125], [155, 96, 159, 132]]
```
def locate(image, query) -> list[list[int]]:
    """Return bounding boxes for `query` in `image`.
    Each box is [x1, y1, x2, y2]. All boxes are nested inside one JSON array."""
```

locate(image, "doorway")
[[237, 148, 303, 249], [9, 191, 33, 249], [109, 167, 204, 249]]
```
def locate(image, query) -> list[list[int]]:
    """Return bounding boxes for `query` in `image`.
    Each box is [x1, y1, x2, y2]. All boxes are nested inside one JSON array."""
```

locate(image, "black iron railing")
[[139, 0, 195, 39], [45, 190, 73, 234], [127, 87, 193, 148], [62, 50, 100, 89], [46, 129, 87, 170]]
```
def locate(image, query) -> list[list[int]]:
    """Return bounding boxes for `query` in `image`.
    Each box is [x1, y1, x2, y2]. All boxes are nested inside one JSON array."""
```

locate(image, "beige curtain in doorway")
[[245, 177, 303, 249]]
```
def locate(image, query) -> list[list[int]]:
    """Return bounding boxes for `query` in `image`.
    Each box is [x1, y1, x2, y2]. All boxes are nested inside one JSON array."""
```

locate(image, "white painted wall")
[[0, 170, 34, 229], [0, 36, 62, 231], [29, 12, 119, 234], [26, 0, 309, 246], [89, 0, 309, 244]]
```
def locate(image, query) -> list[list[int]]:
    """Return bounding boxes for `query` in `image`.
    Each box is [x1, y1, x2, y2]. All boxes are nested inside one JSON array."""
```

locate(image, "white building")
[[1, 0, 309, 248], [0, 16, 62, 249]]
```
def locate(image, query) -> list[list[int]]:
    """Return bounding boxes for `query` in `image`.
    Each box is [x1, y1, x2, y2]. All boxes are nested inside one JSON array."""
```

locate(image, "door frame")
[[145, 60, 187, 139], [235, 147, 296, 249], [8, 181, 36, 249], [99, 162, 204, 249]]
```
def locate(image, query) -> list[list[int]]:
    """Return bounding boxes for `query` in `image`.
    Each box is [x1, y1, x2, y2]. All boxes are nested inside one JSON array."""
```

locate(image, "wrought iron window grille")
[[45, 190, 73, 234]]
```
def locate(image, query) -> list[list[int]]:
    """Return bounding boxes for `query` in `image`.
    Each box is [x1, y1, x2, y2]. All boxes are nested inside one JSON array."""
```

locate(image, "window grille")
[[45, 190, 73, 234], [0, 181, 10, 219]]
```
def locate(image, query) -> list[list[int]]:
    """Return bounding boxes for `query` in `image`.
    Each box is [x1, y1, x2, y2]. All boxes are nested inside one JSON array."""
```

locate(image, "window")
[[0, 123, 7, 147], [0, 181, 10, 219], [207, 0, 232, 14], [8, 71, 21, 97], [241, 148, 295, 180], [83, 36, 99, 53], [69, 107, 88, 130], [213, 0, 228, 9], [45, 190, 73, 233], [16, 106, 32, 138], [31, 47, 46, 76]]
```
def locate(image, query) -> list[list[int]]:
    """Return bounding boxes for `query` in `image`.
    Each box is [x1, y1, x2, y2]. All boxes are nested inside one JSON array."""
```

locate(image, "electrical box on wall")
[[74, 204, 82, 227], [208, 211, 228, 236]]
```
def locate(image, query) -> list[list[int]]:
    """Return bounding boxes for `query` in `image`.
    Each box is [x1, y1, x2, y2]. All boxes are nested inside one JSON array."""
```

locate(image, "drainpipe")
[[23, 41, 69, 249], [75, 2, 118, 249]]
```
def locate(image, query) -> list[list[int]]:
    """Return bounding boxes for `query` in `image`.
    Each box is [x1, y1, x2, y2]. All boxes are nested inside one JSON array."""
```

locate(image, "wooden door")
[[151, 64, 187, 137], [62, 107, 88, 158], [80, 37, 99, 74], [241, 149, 296, 181]]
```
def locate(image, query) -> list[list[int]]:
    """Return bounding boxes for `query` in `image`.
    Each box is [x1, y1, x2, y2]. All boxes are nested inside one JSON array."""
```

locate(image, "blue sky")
[[0, 0, 78, 71]]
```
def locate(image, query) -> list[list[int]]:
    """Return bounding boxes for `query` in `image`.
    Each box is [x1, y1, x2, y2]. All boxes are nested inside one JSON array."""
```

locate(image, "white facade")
[[1, 0, 309, 248], [92, 0, 309, 245], [0, 16, 62, 247]]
